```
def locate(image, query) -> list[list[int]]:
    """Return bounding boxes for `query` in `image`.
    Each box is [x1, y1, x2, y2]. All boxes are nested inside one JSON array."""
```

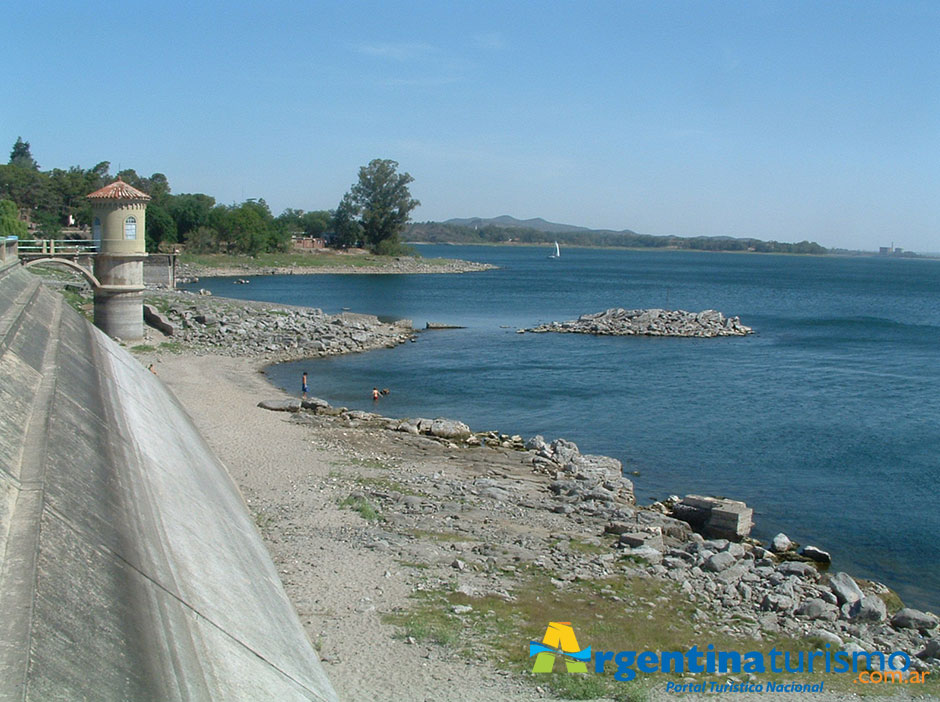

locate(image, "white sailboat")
[[549, 241, 560, 259]]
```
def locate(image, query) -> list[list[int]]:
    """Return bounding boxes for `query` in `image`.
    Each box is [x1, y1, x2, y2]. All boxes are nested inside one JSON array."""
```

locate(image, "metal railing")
[[16, 239, 99, 255]]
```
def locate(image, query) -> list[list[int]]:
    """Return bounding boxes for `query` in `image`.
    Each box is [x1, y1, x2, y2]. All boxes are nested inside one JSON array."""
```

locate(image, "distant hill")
[[444, 215, 598, 235], [407, 216, 827, 255]]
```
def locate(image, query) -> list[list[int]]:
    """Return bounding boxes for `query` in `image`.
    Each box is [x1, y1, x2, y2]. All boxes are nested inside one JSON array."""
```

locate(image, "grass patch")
[[406, 528, 471, 543], [381, 567, 936, 699], [60, 288, 92, 318], [338, 494, 383, 521], [397, 560, 431, 570], [131, 344, 156, 352], [384, 591, 462, 647], [144, 296, 172, 314], [158, 341, 185, 353]]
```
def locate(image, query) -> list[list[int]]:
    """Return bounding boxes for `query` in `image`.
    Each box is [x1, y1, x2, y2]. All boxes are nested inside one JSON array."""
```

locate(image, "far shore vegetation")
[[405, 220, 827, 255], [179, 250, 459, 271], [2, 136, 837, 260]]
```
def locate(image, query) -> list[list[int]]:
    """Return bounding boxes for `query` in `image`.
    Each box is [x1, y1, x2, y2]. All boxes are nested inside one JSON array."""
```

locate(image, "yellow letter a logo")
[[530, 622, 589, 673]]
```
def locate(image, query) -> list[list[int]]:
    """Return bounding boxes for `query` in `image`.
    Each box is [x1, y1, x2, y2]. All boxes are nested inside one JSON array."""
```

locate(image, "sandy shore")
[[154, 353, 543, 702], [148, 351, 937, 702]]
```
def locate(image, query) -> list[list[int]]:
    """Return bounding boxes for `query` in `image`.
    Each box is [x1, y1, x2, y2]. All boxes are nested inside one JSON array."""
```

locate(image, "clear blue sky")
[[3, 1, 938, 251]]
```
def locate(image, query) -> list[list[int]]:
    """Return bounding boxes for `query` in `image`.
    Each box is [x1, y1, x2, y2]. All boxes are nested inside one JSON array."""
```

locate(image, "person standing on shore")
[[301, 372, 308, 399]]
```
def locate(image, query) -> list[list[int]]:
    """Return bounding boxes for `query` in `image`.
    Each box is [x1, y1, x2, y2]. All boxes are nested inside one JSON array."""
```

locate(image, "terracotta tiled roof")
[[86, 178, 151, 201]]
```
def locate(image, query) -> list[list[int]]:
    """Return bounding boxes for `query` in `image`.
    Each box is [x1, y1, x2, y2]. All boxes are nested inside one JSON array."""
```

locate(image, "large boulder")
[[777, 561, 818, 580], [761, 593, 796, 613], [800, 545, 832, 564], [847, 596, 887, 623], [428, 418, 471, 439], [917, 640, 940, 660], [525, 435, 548, 451], [301, 397, 330, 411], [891, 608, 940, 631], [796, 599, 839, 621], [619, 530, 664, 552], [703, 551, 737, 573], [829, 572, 863, 606], [551, 438, 580, 464], [770, 533, 794, 553]]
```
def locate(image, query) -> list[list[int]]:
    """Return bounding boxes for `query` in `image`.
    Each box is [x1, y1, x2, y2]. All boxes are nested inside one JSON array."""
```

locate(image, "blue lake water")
[[185, 245, 940, 612]]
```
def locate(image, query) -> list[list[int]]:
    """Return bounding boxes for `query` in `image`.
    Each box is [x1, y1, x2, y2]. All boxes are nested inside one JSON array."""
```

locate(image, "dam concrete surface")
[[0, 260, 337, 701]]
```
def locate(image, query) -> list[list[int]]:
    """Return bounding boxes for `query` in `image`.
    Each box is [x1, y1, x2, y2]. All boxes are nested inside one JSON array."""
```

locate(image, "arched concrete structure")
[[22, 257, 101, 288], [0, 262, 337, 701]]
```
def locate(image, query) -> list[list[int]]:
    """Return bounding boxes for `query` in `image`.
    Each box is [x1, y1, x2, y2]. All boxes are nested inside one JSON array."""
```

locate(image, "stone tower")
[[87, 179, 150, 340]]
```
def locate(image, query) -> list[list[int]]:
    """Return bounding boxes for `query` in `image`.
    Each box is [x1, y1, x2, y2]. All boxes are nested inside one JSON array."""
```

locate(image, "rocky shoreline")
[[255, 395, 940, 678], [522, 308, 753, 337]]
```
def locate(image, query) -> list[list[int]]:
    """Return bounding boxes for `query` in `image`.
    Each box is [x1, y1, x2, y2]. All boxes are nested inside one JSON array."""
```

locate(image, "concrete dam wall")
[[0, 262, 337, 701]]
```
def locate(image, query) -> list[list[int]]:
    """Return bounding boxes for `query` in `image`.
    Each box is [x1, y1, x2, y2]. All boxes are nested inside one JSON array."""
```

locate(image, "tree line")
[[406, 221, 828, 255], [0, 139, 419, 256]]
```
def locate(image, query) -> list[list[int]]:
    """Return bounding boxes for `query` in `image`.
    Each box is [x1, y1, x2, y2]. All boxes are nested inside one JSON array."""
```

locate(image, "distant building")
[[292, 236, 326, 250]]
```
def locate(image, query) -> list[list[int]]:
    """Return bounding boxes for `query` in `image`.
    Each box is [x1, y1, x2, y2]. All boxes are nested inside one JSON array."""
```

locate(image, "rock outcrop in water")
[[523, 307, 753, 337]]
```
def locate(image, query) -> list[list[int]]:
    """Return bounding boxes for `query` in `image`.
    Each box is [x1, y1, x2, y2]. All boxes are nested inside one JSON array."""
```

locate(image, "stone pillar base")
[[94, 289, 143, 340], [94, 253, 146, 341]]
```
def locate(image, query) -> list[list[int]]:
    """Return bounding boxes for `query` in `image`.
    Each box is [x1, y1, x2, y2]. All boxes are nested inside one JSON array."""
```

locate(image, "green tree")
[[48, 166, 95, 228], [184, 225, 220, 253], [167, 193, 215, 238], [340, 159, 419, 253], [276, 208, 333, 238], [146, 203, 177, 251], [330, 193, 363, 248], [9, 137, 39, 170], [301, 210, 331, 237], [0, 199, 27, 238], [33, 210, 61, 239], [210, 199, 283, 254], [0, 163, 51, 213], [114, 170, 170, 205]]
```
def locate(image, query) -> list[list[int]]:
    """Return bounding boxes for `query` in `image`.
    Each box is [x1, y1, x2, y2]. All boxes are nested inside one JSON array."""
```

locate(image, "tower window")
[[124, 216, 137, 240], [93, 218, 101, 244]]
